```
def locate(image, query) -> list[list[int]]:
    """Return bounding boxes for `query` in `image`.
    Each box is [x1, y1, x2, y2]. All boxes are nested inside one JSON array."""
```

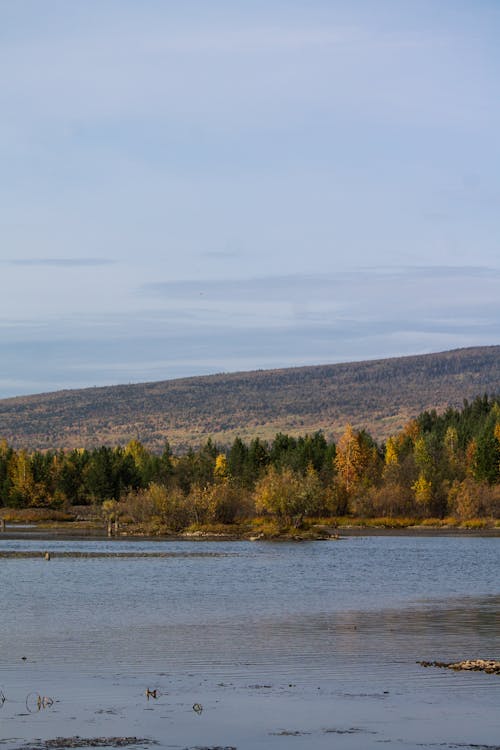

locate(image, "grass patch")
[[460, 518, 490, 529], [0, 507, 76, 523], [321, 515, 420, 528], [418, 517, 447, 527]]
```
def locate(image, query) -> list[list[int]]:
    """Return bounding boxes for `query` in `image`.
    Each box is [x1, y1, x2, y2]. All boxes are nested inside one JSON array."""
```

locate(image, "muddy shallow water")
[[0, 536, 499, 749]]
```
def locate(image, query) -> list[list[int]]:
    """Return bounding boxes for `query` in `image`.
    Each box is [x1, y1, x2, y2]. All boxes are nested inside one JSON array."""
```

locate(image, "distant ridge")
[[1, 346, 499, 451]]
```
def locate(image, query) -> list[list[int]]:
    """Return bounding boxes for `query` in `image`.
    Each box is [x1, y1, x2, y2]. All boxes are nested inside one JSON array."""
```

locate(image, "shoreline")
[[0, 522, 499, 542]]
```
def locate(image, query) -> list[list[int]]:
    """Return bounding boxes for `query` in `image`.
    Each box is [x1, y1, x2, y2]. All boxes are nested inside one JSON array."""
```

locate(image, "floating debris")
[[192, 703, 203, 715], [18, 737, 156, 749], [270, 727, 375, 738], [415, 743, 500, 749], [25, 693, 54, 713], [323, 727, 376, 735], [247, 684, 272, 689], [145, 689, 158, 700], [418, 659, 500, 675], [0, 551, 235, 559]]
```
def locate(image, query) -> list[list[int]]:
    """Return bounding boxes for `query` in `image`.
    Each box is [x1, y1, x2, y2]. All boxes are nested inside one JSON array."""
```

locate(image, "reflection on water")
[[0, 536, 499, 749]]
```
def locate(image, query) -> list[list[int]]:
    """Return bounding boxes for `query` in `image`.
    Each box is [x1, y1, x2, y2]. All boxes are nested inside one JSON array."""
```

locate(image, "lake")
[[0, 534, 499, 749]]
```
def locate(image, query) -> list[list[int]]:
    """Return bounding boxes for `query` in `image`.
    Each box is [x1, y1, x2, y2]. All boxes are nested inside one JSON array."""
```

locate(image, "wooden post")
[[0, 519, 5, 532]]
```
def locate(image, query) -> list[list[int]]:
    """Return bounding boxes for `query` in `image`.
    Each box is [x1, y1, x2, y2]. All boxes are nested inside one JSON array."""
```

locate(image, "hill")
[[0, 346, 499, 452]]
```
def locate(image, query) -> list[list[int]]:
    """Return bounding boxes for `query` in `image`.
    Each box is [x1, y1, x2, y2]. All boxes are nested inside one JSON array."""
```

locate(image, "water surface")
[[1, 536, 498, 749]]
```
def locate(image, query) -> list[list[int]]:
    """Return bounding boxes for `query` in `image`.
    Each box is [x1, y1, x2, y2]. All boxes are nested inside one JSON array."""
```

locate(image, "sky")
[[1, 0, 499, 398]]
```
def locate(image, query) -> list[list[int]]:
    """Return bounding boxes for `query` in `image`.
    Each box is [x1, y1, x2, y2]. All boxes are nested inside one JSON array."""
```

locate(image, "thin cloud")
[[144, 274, 340, 301], [201, 251, 240, 260], [143, 266, 500, 302], [7, 258, 116, 267]]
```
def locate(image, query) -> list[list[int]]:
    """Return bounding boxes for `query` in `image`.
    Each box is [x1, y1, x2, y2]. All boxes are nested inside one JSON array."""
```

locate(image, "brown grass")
[[0, 508, 76, 523]]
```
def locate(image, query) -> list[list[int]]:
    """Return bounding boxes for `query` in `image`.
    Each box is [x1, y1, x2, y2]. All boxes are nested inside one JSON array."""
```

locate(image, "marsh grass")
[[0, 508, 76, 523], [460, 518, 490, 529]]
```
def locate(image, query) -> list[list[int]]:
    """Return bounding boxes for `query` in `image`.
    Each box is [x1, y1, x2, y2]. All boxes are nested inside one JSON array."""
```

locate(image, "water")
[[0, 535, 499, 749]]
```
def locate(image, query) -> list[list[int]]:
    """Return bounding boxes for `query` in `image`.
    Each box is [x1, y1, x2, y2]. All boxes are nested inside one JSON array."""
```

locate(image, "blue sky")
[[1, 0, 499, 398]]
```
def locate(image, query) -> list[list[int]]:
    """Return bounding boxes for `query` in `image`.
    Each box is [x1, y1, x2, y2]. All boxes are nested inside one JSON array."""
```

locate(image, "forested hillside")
[[1, 396, 499, 523], [0, 346, 499, 452]]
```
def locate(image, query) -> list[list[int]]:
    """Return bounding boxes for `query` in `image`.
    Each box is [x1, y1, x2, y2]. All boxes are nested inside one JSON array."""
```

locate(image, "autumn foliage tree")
[[254, 465, 323, 526], [334, 423, 362, 496], [333, 424, 381, 513]]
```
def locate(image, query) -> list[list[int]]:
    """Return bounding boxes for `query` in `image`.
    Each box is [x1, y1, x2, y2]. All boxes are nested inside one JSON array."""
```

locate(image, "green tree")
[[57, 449, 90, 505], [227, 437, 249, 483], [0, 439, 14, 506]]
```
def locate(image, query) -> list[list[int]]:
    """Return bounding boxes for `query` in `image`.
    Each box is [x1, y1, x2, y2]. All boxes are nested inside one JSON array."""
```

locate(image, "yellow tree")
[[382, 434, 402, 489], [412, 473, 432, 514], [254, 465, 303, 524], [334, 424, 363, 493], [465, 438, 478, 477], [8, 450, 36, 506], [125, 439, 152, 484], [413, 436, 432, 479], [384, 436, 399, 467], [444, 426, 458, 457], [214, 454, 229, 482], [0, 438, 9, 458], [447, 478, 483, 520]]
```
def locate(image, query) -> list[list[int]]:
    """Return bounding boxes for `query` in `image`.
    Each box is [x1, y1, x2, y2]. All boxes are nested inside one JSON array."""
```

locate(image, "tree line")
[[1, 395, 499, 526]]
